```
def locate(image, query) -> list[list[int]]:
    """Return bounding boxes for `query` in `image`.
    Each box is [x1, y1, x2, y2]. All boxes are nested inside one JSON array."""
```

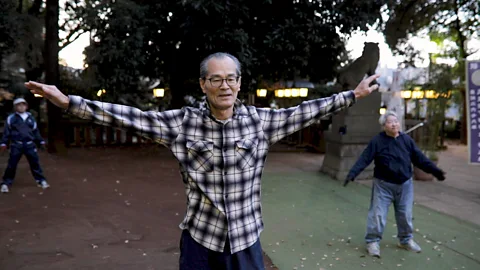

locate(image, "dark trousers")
[[179, 230, 265, 270], [2, 142, 46, 186]]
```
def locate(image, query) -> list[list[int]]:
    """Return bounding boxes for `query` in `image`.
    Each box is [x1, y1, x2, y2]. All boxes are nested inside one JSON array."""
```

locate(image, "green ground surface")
[[260, 171, 480, 270]]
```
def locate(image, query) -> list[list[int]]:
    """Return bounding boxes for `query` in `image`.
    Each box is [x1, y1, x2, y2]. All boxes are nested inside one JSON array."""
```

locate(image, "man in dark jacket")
[[0, 98, 49, 193], [344, 111, 445, 258]]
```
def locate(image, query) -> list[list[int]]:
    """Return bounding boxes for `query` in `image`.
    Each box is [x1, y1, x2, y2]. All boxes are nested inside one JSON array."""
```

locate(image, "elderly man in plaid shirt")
[[25, 52, 380, 270]]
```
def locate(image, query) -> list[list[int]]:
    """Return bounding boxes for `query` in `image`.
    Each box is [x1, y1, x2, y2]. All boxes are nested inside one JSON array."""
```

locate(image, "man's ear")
[[199, 78, 206, 94]]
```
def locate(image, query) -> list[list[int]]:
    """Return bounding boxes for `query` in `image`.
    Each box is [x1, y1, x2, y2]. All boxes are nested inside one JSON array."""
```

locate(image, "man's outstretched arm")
[[257, 74, 380, 145], [24, 81, 184, 146]]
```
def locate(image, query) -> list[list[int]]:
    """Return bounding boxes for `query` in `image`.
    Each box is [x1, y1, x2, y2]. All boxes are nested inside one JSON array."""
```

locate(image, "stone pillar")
[[321, 92, 382, 180]]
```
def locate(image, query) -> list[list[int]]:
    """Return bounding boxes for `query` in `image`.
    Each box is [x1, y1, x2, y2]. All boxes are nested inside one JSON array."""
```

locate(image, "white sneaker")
[[38, 181, 50, 189], [1, 184, 9, 193], [366, 242, 381, 257], [398, 239, 422, 253]]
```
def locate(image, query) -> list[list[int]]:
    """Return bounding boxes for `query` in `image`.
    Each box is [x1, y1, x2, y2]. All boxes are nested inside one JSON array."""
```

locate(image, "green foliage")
[[424, 64, 454, 158], [0, 0, 87, 82], [71, 0, 387, 107], [385, 0, 479, 74]]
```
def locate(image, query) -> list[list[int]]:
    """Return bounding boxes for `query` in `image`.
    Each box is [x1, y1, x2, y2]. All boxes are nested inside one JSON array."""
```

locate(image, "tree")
[[45, 0, 68, 153], [76, 0, 387, 108], [384, 0, 480, 144]]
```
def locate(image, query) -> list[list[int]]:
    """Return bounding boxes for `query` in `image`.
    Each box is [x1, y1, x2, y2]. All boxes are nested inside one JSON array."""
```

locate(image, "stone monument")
[[321, 42, 382, 180]]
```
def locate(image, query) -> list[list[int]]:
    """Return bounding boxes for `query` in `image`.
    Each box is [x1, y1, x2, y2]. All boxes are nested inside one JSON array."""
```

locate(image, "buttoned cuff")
[[343, 90, 356, 106], [66, 95, 83, 114]]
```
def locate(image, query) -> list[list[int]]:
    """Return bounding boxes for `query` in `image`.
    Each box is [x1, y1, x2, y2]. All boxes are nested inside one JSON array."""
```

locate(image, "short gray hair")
[[199, 52, 241, 79], [379, 111, 398, 126]]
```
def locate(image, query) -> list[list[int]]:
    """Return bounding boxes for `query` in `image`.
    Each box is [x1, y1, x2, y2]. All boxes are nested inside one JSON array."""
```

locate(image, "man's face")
[[200, 57, 241, 112], [15, 103, 27, 113], [384, 115, 400, 134]]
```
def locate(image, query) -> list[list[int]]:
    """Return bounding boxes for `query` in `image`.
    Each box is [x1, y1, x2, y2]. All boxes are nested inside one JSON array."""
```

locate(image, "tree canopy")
[[74, 0, 386, 107]]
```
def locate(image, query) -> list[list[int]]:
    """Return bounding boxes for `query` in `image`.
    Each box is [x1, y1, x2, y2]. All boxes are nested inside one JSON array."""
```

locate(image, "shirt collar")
[[199, 98, 248, 119]]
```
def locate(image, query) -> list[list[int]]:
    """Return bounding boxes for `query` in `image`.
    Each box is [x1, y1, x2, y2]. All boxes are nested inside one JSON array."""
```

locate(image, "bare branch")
[[60, 27, 86, 51]]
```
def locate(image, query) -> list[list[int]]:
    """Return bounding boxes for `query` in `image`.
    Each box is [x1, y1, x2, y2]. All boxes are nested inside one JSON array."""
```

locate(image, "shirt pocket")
[[235, 138, 258, 170], [186, 140, 214, 172]]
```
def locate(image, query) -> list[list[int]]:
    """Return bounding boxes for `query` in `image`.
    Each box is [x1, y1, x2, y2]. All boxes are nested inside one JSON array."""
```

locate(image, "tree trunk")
[[453, 0, 468, 145], [169, 75, 187, 109], [45, 0, 66, 154], [168, 52, 187, 109]]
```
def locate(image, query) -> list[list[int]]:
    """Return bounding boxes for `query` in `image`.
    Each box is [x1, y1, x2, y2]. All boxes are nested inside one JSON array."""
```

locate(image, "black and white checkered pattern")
[[67, 90, 355, 253]]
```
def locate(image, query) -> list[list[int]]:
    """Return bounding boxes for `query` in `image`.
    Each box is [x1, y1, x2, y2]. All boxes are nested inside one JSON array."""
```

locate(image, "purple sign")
[[467, 60, 480, 164]]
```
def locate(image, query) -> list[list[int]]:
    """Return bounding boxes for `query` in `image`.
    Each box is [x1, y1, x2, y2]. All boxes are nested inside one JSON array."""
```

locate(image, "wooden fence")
[[63, 120, 151, 147], [0, 118, 432, 149]]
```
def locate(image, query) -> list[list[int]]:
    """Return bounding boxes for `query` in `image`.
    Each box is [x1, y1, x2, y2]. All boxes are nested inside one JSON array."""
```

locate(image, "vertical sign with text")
[[466, 60, 480, 164]]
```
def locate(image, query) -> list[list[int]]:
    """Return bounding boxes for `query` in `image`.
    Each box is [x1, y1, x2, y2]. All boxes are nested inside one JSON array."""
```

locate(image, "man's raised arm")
[[25, 81, 184, 146], [256, 74, 380, 145]]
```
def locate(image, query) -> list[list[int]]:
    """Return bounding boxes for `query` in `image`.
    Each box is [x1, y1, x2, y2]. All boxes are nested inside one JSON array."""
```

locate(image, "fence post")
[[74, 126, 82, 146], [106, 127, 113, 144], [85, 126, 92, 146], [126, 131, 133, 145], [95, 126, 103, 145], [116, 129, 122, 144]]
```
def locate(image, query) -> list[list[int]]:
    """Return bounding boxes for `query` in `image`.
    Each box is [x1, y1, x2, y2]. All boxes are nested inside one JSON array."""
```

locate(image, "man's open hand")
[[353, 74, 380, 99], [24, 81, 69, 110]]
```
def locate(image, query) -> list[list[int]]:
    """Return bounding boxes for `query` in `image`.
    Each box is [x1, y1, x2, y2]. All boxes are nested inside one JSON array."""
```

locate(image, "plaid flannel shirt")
[[67, 90, 356, 253]]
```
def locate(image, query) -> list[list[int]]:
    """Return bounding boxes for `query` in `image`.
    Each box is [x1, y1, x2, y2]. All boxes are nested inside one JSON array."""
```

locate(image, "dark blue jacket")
[[347, 132, 442, 184], [1, 113, 45, 146]]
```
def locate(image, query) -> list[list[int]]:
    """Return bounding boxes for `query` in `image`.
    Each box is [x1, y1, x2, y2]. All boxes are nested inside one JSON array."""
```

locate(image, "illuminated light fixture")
[[425, 90, 437, 99], [275, 88, 309, 98], [275, 89, 285, 97], [411, 90, 424, 99], [401, 89, 452, 99], [256, 89, 267, 97], [440, 90, 452, 98], [34, 94, 43, 97], [291, 89, 299, 97], [299, 88, 308, 97], [153, 88, 165, 97], [401, 90, 412, 99], [379, 105, 387, 115], [97, 89, 106, 97]]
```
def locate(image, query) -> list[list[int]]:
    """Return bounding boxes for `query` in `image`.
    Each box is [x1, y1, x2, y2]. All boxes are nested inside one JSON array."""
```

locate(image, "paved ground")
[[260, 142, 480, 269], [408, 143, 480, 226], [260, 171, 480, 270], [0, 141, 478, 270], [0, 146, 277, 270], [268, 141, 480, 227]]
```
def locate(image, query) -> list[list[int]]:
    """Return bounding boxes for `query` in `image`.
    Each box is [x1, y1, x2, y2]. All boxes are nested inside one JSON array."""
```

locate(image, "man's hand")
[[353, 74, 381, 99], [24, 81, 70, 110], [435, 170, 446, 181], [38, 144, 46, 151], [343, 176, 354, 187]]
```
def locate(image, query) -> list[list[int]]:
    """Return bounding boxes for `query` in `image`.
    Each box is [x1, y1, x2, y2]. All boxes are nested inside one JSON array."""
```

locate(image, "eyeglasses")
[[385, 120, 399, 125], [204, 76, 240, 87]]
